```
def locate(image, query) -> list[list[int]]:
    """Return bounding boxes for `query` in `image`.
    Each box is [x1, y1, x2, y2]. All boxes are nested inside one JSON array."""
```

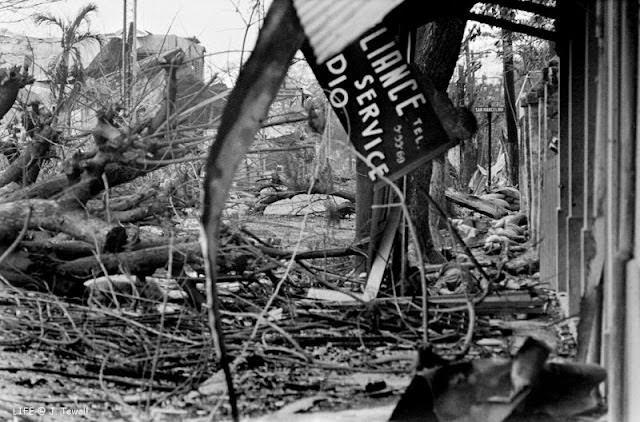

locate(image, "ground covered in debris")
[[0, 209, 603, 421]]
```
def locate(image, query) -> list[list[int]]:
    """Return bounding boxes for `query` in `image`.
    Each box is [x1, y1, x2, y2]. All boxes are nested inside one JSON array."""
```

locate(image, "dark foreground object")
[[390, 337, 606, 422]]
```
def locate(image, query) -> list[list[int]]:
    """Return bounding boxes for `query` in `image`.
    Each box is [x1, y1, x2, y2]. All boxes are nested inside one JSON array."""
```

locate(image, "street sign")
[[474, 105, 503, 190], [475, 106, 505, 113]]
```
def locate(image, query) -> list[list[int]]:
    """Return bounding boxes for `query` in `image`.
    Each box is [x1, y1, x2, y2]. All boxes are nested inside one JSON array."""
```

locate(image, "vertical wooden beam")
[[619, 0, 638, 419], [536, 90, 544, 254], [577, 0, 604, 367], [566, 4, 587, 317], [577, 0, 609, 369], [581, 1, 599, 295], [556, 26, 570, 294], [539, 65, 560, 292], [604, 1, 623, 421], [518, 99, 531, 218], [527, 95, 540, 244], [540, 150, 559, 290], [627, 0, 640, 416]]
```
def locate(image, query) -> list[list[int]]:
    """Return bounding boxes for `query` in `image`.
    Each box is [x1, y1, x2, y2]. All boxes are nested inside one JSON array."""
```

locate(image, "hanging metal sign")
[[303, 24, 454, 184]]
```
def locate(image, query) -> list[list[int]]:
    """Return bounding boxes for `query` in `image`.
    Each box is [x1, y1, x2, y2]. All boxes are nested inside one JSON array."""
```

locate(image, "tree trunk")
[[409, 17, 467, 263], [0, 67, 33, 120], [501, 13, 519, 186], [460, 137, 479, 191], [430, 156, 446, 249], [0, 126, 54, 188], [460, 44, 479, 190], [408, 162, 443, 263]]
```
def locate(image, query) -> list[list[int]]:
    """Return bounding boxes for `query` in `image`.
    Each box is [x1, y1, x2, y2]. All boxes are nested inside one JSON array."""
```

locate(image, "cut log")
[[20, 239, 94, 260], [0, 199, 113, 245], [56, 242, 202, 280], [445, 189, 509, 219], [108, 202, 167, 223]]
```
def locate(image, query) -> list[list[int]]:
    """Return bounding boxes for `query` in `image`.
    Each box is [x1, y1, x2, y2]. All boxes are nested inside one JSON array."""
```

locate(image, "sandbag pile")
[[484, 213, 528, 254], [478, 186, 520, 212]]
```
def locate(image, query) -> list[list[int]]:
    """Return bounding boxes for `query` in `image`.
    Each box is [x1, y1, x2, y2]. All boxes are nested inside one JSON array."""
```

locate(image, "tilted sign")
[[303, 24, 453, 185]]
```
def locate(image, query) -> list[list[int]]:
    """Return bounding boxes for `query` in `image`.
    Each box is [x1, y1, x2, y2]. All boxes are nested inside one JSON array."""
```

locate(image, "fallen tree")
[[0, 50, 225, 296]]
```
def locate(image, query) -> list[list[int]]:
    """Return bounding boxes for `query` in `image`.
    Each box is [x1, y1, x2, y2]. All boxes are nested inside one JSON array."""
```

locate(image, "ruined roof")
[[85, 38, 227, 126]]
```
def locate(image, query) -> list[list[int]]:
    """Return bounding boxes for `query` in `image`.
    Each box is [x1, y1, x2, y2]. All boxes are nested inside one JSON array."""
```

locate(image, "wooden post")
[[627, 0, 640, 414], [581, 1, 598, 298], [131, 0, 137, 101], [604, 2, 623, 421], [527, 94, 539, 244], [121, 0, 127, 104], [518, 95, 530, 221], [487, 107, 492, 191], [618, 0, 637, 419], [536, 89, 544, 254], [566, 7, 586, 317], [577, 0, 602, 366], [556, 31, 570, 295], [539, 141, 559, 290], [538, 58, 560, 292]]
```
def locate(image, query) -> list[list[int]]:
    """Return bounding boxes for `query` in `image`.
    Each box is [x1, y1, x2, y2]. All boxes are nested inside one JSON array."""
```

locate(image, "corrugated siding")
[[292, 0, 403, 64]]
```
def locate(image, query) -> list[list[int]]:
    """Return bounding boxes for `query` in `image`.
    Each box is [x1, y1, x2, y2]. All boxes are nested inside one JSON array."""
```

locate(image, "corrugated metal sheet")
[[293, 0, 404, 64]]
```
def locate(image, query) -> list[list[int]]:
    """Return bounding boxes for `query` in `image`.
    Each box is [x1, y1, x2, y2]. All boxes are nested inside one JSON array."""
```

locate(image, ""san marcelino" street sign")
[[475, 106, 505, 113]]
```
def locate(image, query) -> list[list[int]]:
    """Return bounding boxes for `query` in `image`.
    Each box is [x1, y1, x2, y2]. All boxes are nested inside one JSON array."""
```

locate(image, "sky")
[[0, 0, 265, 78], [0, 1, 505, 87]]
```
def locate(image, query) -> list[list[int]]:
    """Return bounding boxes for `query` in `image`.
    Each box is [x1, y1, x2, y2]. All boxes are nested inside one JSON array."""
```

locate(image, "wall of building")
[[540, 1, 640, 420]]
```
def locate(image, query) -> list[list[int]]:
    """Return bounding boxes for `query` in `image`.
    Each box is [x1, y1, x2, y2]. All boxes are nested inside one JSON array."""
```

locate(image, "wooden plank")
[[306, 288, 363, 302], [304, 291, 547, 315], [362, 206, 402, 301]]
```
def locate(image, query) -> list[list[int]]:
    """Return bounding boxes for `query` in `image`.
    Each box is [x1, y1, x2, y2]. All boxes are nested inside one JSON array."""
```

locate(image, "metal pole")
[[121, 0, 127, 104], [130, 0, 137, 111], [132, 0, 137, 80], [487, 107, 492, 191]]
